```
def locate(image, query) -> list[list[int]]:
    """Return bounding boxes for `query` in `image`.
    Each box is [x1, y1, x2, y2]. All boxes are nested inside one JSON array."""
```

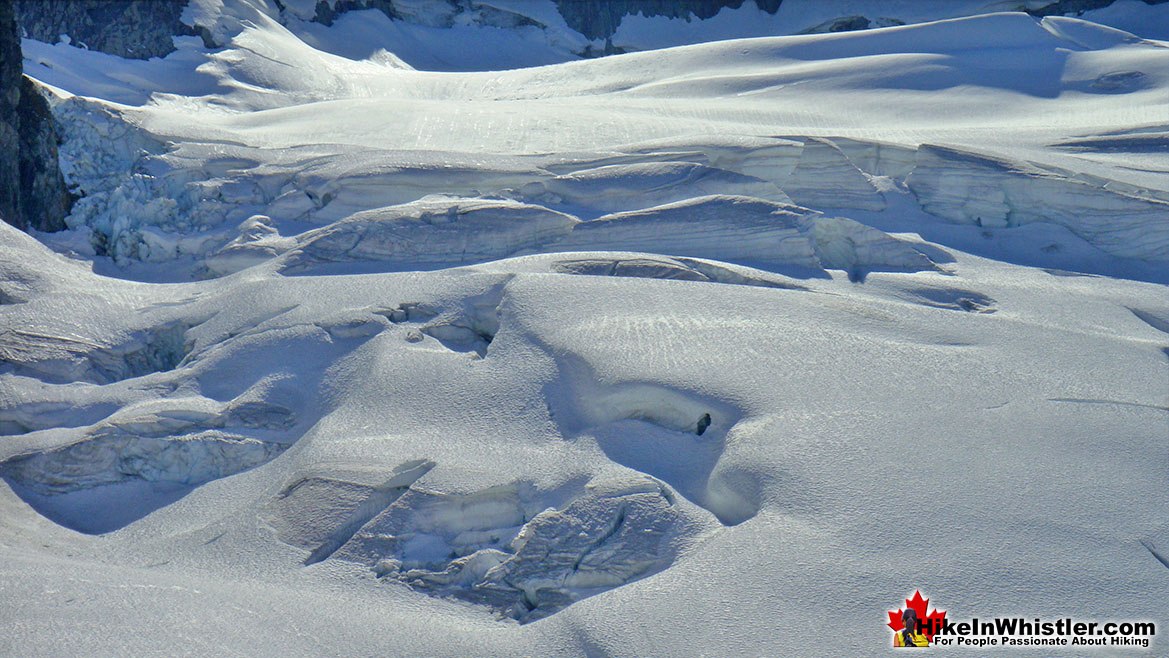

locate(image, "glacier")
[[2, 1, 1169, 656]]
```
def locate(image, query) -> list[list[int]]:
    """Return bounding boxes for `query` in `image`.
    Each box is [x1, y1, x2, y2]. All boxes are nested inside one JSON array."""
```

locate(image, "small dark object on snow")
[[695, 413, 712, 436]]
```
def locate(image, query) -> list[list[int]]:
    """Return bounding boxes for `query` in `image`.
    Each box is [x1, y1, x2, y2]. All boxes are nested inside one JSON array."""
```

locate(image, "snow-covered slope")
[[3, 3, 1169, 656]]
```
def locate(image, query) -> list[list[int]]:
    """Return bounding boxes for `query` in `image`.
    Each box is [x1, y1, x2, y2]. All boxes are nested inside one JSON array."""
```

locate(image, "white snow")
[[3, 2, 1169, 656]]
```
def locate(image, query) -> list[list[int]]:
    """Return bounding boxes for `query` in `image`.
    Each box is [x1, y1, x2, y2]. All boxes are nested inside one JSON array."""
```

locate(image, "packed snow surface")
[[3, 2, 1169, 656]]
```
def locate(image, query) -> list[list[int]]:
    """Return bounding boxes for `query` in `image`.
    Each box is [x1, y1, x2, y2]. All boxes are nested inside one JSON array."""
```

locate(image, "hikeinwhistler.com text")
[[925, 617, 1155, 649]]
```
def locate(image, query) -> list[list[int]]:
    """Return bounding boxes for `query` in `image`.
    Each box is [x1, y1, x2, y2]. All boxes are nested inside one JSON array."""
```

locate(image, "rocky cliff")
[[0, 3, 71, 232], [1029, 0, 1169, 17], [553, 0, 781, 41], [0, 3, 22, 230], [14, 0, 197, 60], [13, 1, 785, 59]]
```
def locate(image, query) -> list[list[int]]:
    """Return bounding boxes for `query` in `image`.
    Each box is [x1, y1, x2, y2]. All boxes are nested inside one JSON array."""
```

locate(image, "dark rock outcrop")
[[799, 15, 906, 35], [552, 0, 781, 42], [312, 0, 541, 29], [310, 0, 400, 27], [1, 3, 22, 230], [1, 2, 72, 232], [1027, 0, 1169, 18], [16, 76, 72, 232], [14, 0, 195, 60], [308, 0, 781, 37]]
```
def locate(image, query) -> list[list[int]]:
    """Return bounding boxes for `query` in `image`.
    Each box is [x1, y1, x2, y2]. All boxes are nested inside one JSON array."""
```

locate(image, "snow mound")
[[559, 381, 755, 526], [537, 253, 807, 290], [614, 135, 805, 184], [277, 193, 940, 280], [2, 428, 284, 496], [527, 161, 791, 212], [554, 195, 941, 279], [0, 319, 195, 385], [280, 197, 578, 275]]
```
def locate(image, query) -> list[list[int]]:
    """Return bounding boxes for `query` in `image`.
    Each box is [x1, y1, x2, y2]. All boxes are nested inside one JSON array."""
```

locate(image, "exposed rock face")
[[306, 0, 781, 55], [1028, 0, 1169, 17], [552, 0, 781, 41], [800, 16, 906, 34], [13, 0, 195, 60], [289, 1, 789, 60], [6, 1, 785, 62], [16, 77, 72, 232], [0, 3, 71, 232], [0, 3, 22, 230]]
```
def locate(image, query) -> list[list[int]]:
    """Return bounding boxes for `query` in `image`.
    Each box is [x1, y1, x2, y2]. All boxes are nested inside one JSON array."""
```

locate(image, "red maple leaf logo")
[[888, 590, 947, 643]]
